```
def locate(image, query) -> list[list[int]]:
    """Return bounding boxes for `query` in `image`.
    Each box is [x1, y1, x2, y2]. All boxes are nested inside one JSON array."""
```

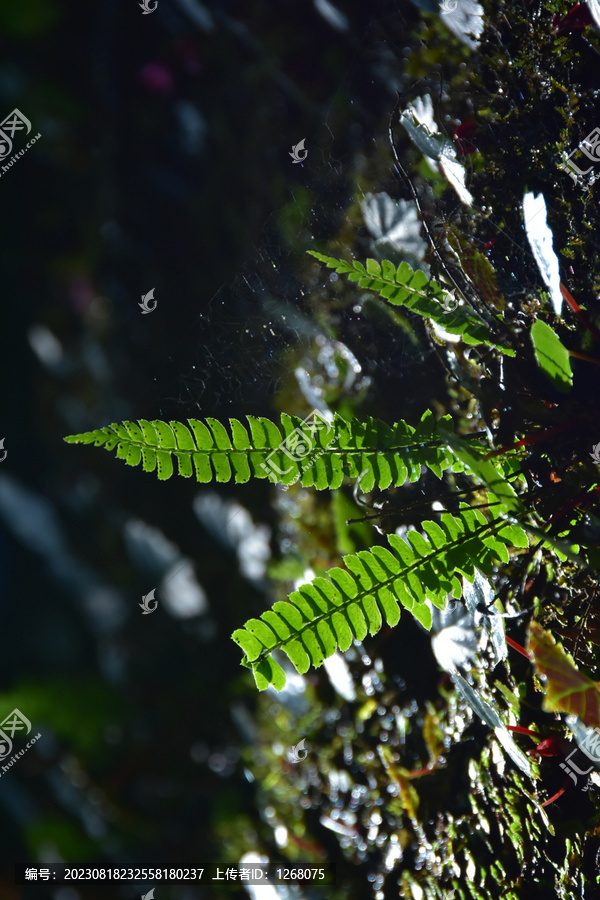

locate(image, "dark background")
[[0, 0, 442, 897]]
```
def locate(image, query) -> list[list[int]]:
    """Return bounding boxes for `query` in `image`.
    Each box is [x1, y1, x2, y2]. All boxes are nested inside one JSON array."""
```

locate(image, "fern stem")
[[347, 483, 492, 523], [485, 422, 579, 458], [546, 485, 600, 530], [506, 635, 533, 660], [506, 725, 539, 738], [388, 94, 515, 347], [560, 283, 600, 344], [568, 349, 600, 366], [345, 497, 508, 526]]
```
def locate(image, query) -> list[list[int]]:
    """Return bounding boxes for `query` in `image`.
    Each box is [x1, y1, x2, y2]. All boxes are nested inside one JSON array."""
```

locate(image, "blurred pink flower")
[[139, 62, 175, 95]]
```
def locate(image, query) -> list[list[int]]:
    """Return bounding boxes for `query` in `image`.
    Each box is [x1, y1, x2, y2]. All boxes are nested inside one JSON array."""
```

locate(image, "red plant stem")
[[506, 635, 533, 660], [486, 422, 578, 458], [542, 783, 569, 807], [287, 832, 327, 855], [569, 349, 600, 366], [547, 484, 600, 528], [560, 283, 600, 344], [506, 725, 538, 737], [406, 761, 438, 779]]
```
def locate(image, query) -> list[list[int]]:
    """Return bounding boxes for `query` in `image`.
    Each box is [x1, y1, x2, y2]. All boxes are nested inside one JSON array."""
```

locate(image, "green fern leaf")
[[436, 419, 525, 516], [64, 411, 470, 489], [308, 251, 516, 356], [233, 505, 529, 690]]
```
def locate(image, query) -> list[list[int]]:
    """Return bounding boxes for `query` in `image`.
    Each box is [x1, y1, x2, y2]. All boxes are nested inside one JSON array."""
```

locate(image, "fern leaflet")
[[308, 251, 516, 356], [64, 411, 475, 489], [232, 505, 529, 690]]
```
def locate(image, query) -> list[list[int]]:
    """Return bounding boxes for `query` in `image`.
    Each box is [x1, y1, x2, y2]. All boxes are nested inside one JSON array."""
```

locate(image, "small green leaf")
[[252, 656, 286, 691], [232, 628, 263, 662], [531, 319, 573, 393], [366, 258, 382, 276], [412, 603, 432, 630], [496, 523, 529, 548]]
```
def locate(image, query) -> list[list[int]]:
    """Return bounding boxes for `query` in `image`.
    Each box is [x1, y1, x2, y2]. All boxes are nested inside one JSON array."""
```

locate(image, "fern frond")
[[436, 420, 526, 516], [64, 411, 471, 488], [232, 506, 529, 690], [308, 251, 516, 357]]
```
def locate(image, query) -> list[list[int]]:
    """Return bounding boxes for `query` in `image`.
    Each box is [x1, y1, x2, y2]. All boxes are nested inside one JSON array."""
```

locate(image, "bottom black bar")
[[15, 863, 335, 885]]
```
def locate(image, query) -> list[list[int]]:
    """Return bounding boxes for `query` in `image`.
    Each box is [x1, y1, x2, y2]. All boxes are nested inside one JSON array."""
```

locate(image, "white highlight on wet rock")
[[361, 192, 428, 270], [193, 493, 271, 582], [523, 191, 563, 316], [323, 651, 357, 702], [589, 0, 600, 30], [28, 323, 64, 369], [438, 0, 484, 49], [313, 0, 349, 31], [124, 518, 209, 618], [398, 95, 473, 205]]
